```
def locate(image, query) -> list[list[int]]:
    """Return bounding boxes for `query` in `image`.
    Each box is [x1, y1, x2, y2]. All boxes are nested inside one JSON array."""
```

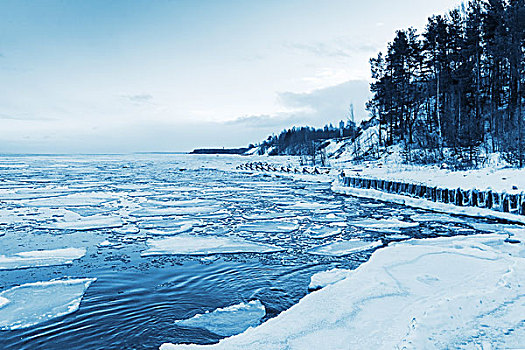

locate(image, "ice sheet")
[[141, 234, 284, 256], [0, 278, 96, 330], [174, 300, 266, 337]]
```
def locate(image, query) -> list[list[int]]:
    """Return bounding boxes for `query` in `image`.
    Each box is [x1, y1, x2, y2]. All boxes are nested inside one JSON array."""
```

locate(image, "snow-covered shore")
[[343, 163, 525, 194], [161, 232, 525, 349]]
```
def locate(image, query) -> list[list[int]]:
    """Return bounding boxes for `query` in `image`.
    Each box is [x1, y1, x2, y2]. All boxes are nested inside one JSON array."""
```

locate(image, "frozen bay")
[[0, 154, 520, 349]]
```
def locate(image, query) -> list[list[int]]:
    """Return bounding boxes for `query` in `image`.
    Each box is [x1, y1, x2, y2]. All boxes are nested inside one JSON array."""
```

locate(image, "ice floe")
[[0, 278, 96, 330], [237, 221, 299, 234], [0, 248, 86, 270], [304, 225, 342, 239], [410, 213, 466, 224], [0, 296, 9, 308], [280, 202, 339, 211], [242, 212, 296, 221], [348, 218, 419, 229], [39, 215, 123, 231], [174, 300, 266, 337], [130, 207, 220, 217], [141, 234, 284, 256], [308, 239, 382, 256], [309, 268, 352, 290]]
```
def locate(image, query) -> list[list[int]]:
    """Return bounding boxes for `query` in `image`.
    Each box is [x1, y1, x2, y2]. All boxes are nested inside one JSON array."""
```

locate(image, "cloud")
[[225, 80, 372, 134], [225, 113, 301, 128], [122, 94, 153, 104], [0, 113, 54, 121], [284, 40, 378, 58]]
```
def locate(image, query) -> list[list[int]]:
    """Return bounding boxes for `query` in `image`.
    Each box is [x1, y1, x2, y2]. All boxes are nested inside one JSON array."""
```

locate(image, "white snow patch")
[[0, 248, 86, 270], [141, 235, 283, 256], [174, 300, 266, 337], [0, 278, 96, 330]]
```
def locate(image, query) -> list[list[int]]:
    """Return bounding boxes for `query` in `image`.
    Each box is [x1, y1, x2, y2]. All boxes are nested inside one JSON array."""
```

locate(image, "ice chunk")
[[0, 278, 96, 330], [21, 193, 112, 207], [237, 221, 299, 234], [305, 226, 342, 239], [410, 213, 465, 223], [281, 202, 339, 211], [145, 199, 217, 207], [348, 218, 419, 229], [311, 213, 346, 223], [142, 234, 283, 256], [97, 240, 120, 248], [0, 248, 86, 270], [174, 300, 266, 337], [308, 240, 382, 256], [144, 225, 193, 236], [309, 268, 352, 290], [130, 207, 220, 217], [39, 215, 123, 231], [242, 212, 296, 220], [0, 297, 9, 308]]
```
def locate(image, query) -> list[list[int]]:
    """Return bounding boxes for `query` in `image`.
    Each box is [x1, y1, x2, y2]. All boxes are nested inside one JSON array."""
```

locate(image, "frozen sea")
[[0, 154, 512, 349]]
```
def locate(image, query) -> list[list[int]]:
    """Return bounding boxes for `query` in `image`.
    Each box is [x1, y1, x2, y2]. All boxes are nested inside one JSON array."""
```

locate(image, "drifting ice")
[[174, 300, 266, 337], [141, 234, 284, 256], [0, 278, 96, 330], [0, 248, 86, 270], [308, 239, 382, 256]]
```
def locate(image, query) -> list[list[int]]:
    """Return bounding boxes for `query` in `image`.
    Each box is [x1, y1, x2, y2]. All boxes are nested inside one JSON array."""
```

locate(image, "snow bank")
[[0, 248, 86, 270], [0, 278, 96, 330], [174, 300, 266, 337], [160, 232, 525, 349], [141, 235, 284, 256]]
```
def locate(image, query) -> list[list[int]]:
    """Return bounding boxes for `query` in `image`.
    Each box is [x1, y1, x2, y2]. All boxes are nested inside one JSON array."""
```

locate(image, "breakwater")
[[338, 175, 525, 217], [236, 162, 331, 175]]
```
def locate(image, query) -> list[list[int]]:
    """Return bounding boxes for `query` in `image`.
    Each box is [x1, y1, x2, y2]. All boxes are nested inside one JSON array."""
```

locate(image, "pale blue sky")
[[0, 0, 463, 153]]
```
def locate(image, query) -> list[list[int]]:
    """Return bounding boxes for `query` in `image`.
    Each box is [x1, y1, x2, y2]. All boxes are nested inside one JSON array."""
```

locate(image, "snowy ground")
[[161, 231, 525, 349]]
